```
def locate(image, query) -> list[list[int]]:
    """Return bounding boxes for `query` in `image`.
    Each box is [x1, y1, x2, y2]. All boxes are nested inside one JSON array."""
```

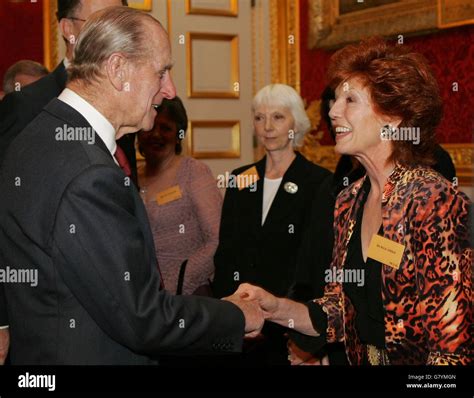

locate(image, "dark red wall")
[[300, 0, 474, 144], [0, 0, 45, 85]]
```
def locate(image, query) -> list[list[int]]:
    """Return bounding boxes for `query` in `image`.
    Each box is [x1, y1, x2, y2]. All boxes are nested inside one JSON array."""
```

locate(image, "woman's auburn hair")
[[327, 37, 443, 167]]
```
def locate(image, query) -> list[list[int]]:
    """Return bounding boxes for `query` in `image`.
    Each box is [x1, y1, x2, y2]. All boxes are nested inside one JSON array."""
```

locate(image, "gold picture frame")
[[438, 0, 474, 28], [187, 120, 240, 159], [129, 0, 152, 11], [185, 0, 238, 17], [43, 0, 58, 71], [186, 32, 240, 98], [308, 0, 439, 49]]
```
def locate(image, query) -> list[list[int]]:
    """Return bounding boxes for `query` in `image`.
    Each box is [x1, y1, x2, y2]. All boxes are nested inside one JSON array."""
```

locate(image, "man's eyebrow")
[[162, 61, 174, 71]]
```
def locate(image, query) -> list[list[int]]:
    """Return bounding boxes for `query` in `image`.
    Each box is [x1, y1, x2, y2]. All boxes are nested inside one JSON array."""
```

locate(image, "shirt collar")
[[57, 88, 117, 158]]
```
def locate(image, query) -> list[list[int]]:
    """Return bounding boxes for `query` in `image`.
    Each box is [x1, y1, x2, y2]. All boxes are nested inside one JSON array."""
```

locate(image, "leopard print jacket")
[[314, 164, 472, 365]]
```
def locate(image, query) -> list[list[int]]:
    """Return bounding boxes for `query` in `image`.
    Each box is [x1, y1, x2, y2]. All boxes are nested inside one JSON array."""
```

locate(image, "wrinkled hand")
[[222, 294, 265, 338], [234, 283, 279, 319], [287, 339, 329, 366], [0, 328, 9, 365]]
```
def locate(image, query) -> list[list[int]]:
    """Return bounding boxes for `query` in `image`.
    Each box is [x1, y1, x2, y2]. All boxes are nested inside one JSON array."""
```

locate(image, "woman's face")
[[138, 111, 177, 161], [253, 104, 295, 153], [329, 78, 392, 159]]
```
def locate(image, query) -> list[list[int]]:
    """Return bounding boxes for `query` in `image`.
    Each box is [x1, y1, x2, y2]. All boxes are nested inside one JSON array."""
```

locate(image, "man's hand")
[[222, 294, 264, 338], [234, 283, 279, 319], [0, 328, 9, 365]]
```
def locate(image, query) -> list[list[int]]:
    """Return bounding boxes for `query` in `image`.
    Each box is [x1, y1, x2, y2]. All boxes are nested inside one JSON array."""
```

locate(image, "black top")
[[343, 178, 385, 348], [299, 178, 386, 353]]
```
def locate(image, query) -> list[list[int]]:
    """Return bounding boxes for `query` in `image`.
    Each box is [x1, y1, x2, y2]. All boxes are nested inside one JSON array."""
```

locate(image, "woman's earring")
[[380, 124, 393, 140]]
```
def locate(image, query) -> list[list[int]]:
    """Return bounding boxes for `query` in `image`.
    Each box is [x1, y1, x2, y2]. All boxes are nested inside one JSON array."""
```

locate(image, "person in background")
[[213, 83, 334, 365], [137, 97, 221, 296], [236, 37, 472, 366], [2, 60, 48, 95]]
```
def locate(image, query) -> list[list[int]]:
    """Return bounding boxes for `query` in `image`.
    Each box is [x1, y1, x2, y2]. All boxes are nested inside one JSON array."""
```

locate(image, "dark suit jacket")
[[213, 152, 334, 298], [0, 99, 244, 364], [0, 62, 137, 326]]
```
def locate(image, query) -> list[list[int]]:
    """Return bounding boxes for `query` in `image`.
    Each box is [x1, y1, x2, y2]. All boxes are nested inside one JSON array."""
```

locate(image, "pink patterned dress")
[[141, 157, 222, 294]]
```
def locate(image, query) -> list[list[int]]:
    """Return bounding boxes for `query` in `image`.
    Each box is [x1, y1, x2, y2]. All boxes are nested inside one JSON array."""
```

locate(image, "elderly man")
[[0, 0, 132, 366], [0, 6, 263, 365]]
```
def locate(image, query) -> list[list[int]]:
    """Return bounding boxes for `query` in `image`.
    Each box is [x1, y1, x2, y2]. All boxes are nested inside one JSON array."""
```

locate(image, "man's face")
[[124, 24, 176, 132], [64, 0, 124, 48]]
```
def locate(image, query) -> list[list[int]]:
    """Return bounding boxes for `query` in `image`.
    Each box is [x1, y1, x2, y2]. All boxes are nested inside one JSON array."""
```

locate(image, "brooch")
[[284, 182, 298, 194]]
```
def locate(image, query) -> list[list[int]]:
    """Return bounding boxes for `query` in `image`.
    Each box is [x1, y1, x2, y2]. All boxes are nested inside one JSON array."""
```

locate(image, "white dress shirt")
[[58, 88, 118, 165]]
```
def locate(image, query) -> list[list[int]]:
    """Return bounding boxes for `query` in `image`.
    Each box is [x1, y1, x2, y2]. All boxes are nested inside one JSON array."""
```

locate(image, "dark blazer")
[[0, 99, 244, 364], [0, 62, 137, 326], [212, 152, 335, 365], [213, 152, 334, 298]]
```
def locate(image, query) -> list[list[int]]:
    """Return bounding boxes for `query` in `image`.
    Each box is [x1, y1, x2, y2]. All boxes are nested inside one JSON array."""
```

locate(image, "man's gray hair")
[[252, 84, 311, 147], [69, 6, 160, 83], [3, 60, 48, 93]]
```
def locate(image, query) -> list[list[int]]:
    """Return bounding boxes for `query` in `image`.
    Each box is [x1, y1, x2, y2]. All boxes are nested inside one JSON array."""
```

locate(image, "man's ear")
[[106, 53, 130, 92], [58, 18, 77, 46]]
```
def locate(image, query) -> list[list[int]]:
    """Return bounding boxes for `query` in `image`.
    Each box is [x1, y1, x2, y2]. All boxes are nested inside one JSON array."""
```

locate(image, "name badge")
[[367, 234, 405, 269], [237, 166, 260, 190], [156, 185, 182, 205]]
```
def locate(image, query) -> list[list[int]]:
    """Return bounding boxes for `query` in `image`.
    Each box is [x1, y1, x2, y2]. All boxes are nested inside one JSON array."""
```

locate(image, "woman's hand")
[[234, 283, 279, 319]]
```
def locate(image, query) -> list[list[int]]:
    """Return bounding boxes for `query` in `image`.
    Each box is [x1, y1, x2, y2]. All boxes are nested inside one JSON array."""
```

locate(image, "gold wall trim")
[[443, 143, 474, 186], [269, 0, 300, 92], [438, 0, 474, 28], [43, 0, 58, 71], [186, 32, 240, 98], [185, 0, 238, 17], [129, 0, 152, 11], [308, 0, 438, 49], [187, 120, 241, 159]]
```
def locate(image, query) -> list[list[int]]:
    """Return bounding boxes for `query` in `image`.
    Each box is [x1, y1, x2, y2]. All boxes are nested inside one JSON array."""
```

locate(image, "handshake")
[[222, 283, 326, 365], [222, 283, 279, 338]]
